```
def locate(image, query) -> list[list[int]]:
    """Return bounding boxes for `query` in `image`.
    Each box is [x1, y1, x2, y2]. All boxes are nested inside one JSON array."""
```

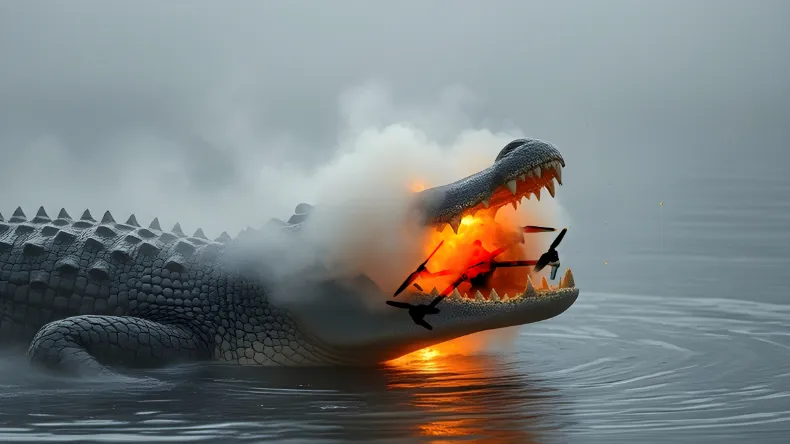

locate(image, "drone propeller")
[[489, 259, 539, 268], [385, 300, 440, 330], [522, 225, 557, 233], [393, 241, 445, 297], [385, 300, 414, 310], [533, 228, 567, 279], [488, 244, 511, 259]]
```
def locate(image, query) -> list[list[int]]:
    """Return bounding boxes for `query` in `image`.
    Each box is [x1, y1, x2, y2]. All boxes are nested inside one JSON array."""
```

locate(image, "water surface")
[[1, 291, 787, 443]]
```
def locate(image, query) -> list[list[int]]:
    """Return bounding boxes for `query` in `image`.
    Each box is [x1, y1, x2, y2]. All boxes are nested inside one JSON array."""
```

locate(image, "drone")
[[385, 297, 444, 330], [387, 227, 569, 330], [392, 240, 454, 297]]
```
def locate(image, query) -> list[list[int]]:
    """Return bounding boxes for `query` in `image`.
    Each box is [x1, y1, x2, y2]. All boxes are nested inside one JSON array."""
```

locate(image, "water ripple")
[[0, 293, 788, 443]]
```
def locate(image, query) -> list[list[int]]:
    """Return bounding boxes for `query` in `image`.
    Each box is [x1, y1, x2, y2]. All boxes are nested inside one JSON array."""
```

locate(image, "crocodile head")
[[267, 138, 579, 364]]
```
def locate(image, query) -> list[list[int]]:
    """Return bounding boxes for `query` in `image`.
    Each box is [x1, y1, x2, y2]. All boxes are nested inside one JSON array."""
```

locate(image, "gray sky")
[[1, 0, 788, 256]]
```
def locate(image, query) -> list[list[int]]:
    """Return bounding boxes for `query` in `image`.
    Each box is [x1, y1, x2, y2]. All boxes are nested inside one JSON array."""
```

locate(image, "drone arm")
[[418, 269, 454, 279], [490, 260, 539, 268]]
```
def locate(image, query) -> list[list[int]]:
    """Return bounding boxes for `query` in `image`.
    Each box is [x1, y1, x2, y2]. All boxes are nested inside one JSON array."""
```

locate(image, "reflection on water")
[[1, 292, 788, 443], [385, 353, 555, 443]]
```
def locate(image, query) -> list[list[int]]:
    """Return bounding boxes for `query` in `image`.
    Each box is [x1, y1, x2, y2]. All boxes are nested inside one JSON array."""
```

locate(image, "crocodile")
[[0, 138, 579, 375]]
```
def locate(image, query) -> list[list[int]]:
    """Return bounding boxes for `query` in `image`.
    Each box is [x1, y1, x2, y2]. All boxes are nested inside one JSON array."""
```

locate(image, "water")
[[1, 293, 787, 443]]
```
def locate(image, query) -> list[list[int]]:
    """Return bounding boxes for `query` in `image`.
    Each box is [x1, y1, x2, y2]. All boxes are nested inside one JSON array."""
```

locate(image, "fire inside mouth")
[[409, 158, 575, 302]]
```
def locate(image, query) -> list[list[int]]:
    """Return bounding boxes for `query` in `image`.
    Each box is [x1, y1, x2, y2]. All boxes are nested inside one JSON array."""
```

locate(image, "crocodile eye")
[[495, 139, 528, 162]]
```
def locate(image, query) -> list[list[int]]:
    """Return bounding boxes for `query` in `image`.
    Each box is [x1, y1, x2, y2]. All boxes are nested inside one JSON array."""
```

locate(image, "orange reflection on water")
[[388, 328, 519, 374], [385, 334, 540, 443]]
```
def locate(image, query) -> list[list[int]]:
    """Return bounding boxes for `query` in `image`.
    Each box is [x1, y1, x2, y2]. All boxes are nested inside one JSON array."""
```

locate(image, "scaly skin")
[[0, 138, 579, 375]]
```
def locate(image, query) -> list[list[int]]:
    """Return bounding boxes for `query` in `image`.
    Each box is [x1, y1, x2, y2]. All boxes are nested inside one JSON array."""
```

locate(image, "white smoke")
[[250, 83, 530, 289], [291, 84, 571, 284]]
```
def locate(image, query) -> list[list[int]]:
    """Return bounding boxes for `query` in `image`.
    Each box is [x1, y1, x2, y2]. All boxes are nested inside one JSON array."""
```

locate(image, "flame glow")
[[389, 179, 558, 367], [409, 181, 427, 192], [415, 209, 543, 299]]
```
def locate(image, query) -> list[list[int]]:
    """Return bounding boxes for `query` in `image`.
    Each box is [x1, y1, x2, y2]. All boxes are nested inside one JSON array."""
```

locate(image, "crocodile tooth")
[[481, 198, 490, 208], [450, 288, 462, 300], [506, 180, 517, 195], [562, 268, 575, 288], [534, 188, 541, 201], [554, 164, 563, 185], [474, 290, 485, 301], [525, 276, 536, 296], [546, 180, 556, 197], [534, 166, 542, 178], [540, 275, 550, 290], [511, 200, 518, 211], [518, 173, 526, 181], [429, 287, 440, 297], [448, 215, 461, 234], [502, 293, 509, 301], [463, 292, 469, 299], [490, 288, 500, 302]]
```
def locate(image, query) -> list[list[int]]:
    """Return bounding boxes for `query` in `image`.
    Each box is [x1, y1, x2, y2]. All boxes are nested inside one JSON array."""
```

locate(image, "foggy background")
[[1, 0, 788, 300]]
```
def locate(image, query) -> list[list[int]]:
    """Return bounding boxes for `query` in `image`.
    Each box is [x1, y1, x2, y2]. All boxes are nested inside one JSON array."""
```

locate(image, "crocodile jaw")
[[280, 268, 578, 365]]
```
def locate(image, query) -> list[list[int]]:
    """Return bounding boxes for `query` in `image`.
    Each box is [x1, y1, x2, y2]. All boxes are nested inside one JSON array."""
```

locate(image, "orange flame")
[[388, 179, 555, 366], [415, 210, 537, 299]]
